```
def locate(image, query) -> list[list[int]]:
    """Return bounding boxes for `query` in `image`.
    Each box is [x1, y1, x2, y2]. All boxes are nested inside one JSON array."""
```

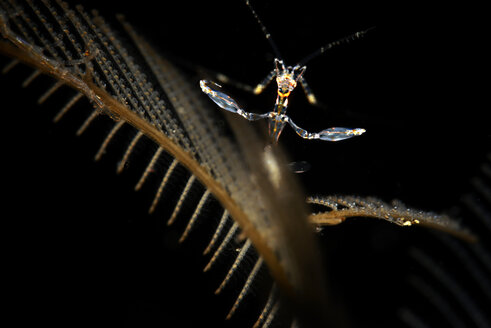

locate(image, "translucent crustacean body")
[[200, 1, 369, 144]]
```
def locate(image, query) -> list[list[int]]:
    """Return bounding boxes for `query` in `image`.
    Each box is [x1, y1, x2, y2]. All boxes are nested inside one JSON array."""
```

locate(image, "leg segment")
[[298, 76, 318, 105], [204, 67, 275, 95]]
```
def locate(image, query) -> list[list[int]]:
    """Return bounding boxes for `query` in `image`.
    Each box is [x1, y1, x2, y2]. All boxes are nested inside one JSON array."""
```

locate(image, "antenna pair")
[[244, 0, 374, 66]]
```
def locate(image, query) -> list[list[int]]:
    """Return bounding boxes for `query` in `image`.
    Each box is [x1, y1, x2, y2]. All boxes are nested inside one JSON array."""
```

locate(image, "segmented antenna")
[[298, 26, 375, 66], [244, 0, 283, 60]]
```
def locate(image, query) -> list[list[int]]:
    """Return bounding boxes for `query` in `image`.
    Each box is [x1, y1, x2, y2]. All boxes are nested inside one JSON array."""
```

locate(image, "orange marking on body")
[[278, 90, 290, 97]]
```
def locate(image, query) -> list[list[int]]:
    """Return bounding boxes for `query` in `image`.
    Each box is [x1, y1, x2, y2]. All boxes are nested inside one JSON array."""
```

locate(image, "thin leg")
[[213, 68, 276, 95], [252, 69, 276, 95], [198, 65, 275, 95], [212, 71, 255, 93]]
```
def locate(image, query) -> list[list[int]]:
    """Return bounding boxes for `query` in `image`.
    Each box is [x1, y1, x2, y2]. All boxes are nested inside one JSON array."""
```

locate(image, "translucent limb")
[[200, 80, 269, 121], [253, 68, 276, 95], [285, 115, 365, 141], [204, 68, 275, 95], [298, 75, 318, 105]]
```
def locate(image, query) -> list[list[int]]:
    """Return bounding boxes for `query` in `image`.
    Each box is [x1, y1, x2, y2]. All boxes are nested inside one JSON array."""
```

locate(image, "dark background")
[[2, 0, 489, 327]]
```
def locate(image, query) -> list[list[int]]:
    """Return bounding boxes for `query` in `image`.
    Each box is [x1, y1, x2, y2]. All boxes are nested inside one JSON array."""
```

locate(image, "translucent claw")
[[286, 116, 365, 142], [200, 80, 269, 121], [200, 80, 241, 113]]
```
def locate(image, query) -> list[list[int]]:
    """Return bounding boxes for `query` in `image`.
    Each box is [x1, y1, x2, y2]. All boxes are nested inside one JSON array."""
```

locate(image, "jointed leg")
[[213, 71, 255, 93], [200, 80, 270, 121], [252, 68, 276, 94], [213, 68, 276, 95], [298, 76, 318, 105], [285, 115, 365, 141]]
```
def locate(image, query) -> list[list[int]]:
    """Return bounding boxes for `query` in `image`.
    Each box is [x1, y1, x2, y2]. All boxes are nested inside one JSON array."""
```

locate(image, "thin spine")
[[462, 195, 491, 233], [252, 287, 276, 328], [204, 221, 239, 272], [1, 58, 19, 73], [84, 8, 171, 139], [260, 300, 280, 328], [19, 0, 83, 78], [1, 0, 103, 109], [26, 0, 77, 64], [135, 146, 163, 191], [408, 276, 467, 328], [166, 174, 196, 223], [53, 92, 83, 122], [116, 130, 144, 173], [37, 80, 63, 104], [410, 248, 489, 328], [46, 0, 100, 80], [2, 1, 44, 59], [92, 11, 165, 133], [117, 15, 194, 154], [21, 69, 41, 87], [120, 14, 234, 182], [76, 109, 99, 135], [94, 120, 125, 161], [7, 1, 54, 58], [436, 233, 491, 303], [203, 210, 230, 255], [216, 238, 252, 294], [225, 255, 263, 319], [148, 158, 179, 214], [64, 5, 135, 115], [179, 189, 211, 243]]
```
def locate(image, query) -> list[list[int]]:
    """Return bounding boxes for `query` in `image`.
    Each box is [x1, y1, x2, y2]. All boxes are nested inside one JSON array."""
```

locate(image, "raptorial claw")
[[200, 80, 269, 121], [285, 115, 365, 142]]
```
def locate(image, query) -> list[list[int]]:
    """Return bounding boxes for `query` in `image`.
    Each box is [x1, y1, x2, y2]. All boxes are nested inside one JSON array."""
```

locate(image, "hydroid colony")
[[1, 1, 489, 327]]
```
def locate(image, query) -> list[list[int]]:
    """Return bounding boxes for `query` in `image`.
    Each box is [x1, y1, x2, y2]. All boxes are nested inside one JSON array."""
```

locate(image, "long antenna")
[[297, 27, 375, 66], [244, 0, 283, 60]]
